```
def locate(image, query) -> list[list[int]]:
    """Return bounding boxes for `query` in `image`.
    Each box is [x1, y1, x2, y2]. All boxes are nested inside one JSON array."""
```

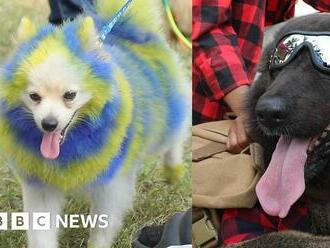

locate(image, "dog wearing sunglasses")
[[226, 13, 330, 247], [0, 0, 190, 247]]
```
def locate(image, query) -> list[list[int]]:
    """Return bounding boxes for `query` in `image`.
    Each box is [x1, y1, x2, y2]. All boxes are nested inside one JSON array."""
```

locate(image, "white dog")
[[0, 0, 190, 247]]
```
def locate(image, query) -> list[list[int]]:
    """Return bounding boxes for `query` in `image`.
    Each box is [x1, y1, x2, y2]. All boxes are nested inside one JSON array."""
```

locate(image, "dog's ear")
[[78, 16, 98, 50], [16, 17, 37, 44]]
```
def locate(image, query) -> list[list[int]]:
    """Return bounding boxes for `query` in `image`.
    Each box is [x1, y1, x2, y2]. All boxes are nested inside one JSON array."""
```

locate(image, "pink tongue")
[[256, 136, 310, 218], [40, 132, 61, 160]]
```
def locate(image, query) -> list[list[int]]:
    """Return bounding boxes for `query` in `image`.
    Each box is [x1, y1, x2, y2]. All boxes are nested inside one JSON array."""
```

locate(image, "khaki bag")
[[192, 120, 264, 247]]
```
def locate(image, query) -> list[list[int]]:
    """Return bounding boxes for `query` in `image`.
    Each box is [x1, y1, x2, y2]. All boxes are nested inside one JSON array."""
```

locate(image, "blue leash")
[[97, 0, 133, 44]]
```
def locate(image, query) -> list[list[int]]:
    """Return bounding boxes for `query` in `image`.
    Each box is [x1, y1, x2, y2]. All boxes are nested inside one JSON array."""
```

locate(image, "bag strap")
[[192, 208, 220, 248], [192, 142, 227, 162]]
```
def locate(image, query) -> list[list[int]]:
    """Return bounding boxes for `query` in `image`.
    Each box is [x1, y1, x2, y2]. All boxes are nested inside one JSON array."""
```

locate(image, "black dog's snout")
[[256, 96, 288, 128], [41, 117, 58, 132]]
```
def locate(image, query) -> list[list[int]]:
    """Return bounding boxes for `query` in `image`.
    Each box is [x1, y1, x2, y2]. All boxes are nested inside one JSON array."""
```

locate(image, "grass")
[[0, 1, 192, 247]]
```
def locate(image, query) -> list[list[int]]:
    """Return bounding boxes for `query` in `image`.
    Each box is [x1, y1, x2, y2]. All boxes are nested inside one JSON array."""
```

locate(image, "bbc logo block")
[[0, 213, 108, 230], [11, 212, 29, 230], [0, 213, 8, 230], [33, 213, 50, 230]]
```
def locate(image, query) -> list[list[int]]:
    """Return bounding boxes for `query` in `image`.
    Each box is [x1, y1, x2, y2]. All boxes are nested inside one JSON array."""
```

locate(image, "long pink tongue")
[[256, 136, 310, 218], [40, 132, 61, 160]]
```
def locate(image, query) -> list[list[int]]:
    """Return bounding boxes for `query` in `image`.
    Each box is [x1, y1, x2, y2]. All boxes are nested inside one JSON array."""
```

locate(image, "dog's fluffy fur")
[[226, 13, 330, 248], [0, 0, 190, 247]]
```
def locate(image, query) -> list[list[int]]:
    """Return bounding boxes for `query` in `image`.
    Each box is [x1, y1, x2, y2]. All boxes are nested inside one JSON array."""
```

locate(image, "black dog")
[[229, 13, 330, 248]]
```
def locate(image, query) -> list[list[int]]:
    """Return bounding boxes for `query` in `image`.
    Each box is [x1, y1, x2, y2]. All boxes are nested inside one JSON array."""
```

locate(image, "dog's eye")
[[29, 93, 41, 102], [63, 91, 77, 101]]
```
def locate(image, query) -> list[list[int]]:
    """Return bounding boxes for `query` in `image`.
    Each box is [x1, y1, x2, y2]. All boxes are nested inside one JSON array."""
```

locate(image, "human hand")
[[227, 115, 250, 153], [223, 85, 251, 153]]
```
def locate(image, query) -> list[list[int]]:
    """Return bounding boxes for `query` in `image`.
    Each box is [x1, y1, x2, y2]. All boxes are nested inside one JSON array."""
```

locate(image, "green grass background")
[[0, 1, 192, 247]]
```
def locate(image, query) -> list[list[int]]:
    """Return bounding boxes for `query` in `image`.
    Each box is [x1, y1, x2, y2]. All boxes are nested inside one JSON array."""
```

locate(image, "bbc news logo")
[[0, 213, 109, 230]]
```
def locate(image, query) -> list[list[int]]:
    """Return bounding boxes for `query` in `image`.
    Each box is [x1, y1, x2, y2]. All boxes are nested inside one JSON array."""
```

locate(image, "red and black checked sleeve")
[[265, 0, 295, 26], [303, 0, 330, 11], [265, 0, 330, 27], [193, 0, 265, 101]]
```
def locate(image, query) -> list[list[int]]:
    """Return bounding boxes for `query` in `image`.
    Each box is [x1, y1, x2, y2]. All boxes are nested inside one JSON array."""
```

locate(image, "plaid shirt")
[[193, 0, 330, 124], [220, 199, 311, 245]]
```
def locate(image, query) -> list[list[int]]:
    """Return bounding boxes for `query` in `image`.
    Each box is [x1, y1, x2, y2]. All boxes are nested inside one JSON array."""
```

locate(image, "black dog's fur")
[[229, 13, 330, 247]]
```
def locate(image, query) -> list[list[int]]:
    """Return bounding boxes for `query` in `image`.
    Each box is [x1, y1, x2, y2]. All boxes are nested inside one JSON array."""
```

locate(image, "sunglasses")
[[269, 31, 330, 73]]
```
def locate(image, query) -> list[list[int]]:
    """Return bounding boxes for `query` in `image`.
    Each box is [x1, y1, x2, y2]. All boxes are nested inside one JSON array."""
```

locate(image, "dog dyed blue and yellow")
[[0, 0, 189, 191]]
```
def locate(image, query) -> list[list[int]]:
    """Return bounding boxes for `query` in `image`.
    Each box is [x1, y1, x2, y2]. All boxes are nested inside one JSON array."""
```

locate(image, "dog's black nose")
[[41, 117, 58, 132], [256, 96, 288, 128]]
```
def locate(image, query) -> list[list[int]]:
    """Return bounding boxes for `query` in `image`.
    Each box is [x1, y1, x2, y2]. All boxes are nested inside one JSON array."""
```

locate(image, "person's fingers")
[[226, 127, 233, 149], [227, 117, 251, 153], [235, 118, 250, 149], [227, 125, 243, 153]]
